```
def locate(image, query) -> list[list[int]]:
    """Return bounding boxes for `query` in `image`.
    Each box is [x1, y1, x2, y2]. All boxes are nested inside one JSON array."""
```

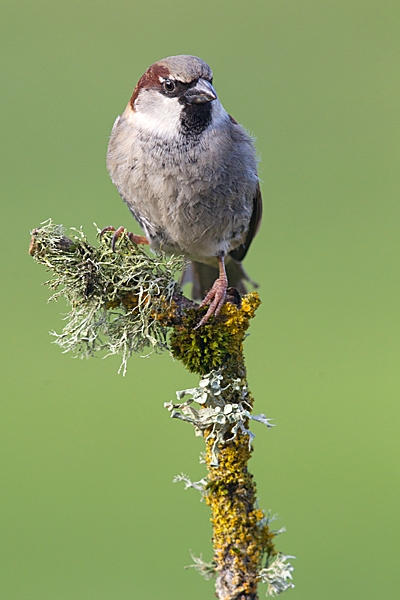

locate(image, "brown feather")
[[130, 64, 170, 109]]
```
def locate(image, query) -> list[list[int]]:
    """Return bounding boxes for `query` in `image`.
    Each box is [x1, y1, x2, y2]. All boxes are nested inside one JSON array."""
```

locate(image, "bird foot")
[[99, 226, 149, 251], [195, 275, 228, 328]]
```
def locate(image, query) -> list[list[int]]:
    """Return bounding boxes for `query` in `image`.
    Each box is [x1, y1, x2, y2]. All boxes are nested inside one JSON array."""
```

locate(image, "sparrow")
[[105, 54, 262, 326]]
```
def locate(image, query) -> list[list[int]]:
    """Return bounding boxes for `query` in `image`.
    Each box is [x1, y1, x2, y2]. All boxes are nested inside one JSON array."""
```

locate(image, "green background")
[[1, 1, 399, 598]]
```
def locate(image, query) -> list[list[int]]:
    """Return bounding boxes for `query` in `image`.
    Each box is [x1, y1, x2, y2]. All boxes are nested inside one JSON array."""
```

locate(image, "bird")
[[104, 54, 262, 327]]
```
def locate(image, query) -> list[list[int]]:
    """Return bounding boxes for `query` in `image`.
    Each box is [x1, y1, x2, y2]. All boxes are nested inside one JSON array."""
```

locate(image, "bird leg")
[[99, 226, 149, 251], [196, 255, 228, 328]]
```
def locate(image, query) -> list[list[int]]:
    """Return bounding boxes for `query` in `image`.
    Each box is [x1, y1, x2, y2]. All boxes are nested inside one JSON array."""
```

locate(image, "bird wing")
[[229, 181, 263, 262]]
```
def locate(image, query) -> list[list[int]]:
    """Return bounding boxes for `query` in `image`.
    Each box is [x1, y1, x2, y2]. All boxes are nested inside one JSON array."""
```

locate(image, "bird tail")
[[181, 260, 258, 301]]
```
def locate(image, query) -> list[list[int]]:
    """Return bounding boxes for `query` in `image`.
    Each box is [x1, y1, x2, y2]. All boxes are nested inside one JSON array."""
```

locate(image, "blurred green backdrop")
[[1, 1, 400, 598]]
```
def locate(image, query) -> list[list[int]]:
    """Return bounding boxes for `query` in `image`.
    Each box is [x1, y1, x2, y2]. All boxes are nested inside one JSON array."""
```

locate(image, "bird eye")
[[162, 79, 176, 93]]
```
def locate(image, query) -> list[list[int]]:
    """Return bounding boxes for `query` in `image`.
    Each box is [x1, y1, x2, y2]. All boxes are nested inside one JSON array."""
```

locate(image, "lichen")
[[30, 221, 294, 597], [169, 292, 261, 375], [29, 219, 184, 375], [185, 553, 217, 581], [173, 473, 207, 494], [165, 369, 274, 466], [205, 435, 277, 598], [259, 553, 295, 596]]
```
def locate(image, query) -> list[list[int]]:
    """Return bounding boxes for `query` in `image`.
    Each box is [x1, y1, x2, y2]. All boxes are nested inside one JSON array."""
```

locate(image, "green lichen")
[[30, 219, 184, 374]]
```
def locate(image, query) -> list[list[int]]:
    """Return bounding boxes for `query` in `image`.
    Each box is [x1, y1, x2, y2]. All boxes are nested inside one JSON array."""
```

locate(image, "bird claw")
[[99, 225, 124, 251], [195, 276, 228, 328], [99, 226, 149, 250]]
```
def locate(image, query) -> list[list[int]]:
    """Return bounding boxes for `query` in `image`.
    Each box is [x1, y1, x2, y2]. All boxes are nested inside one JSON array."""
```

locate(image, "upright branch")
[[29, 220, 294, 599]]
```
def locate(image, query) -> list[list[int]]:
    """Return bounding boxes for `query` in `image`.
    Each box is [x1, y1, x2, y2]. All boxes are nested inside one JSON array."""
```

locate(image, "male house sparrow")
[[105, 55, 262, 326]]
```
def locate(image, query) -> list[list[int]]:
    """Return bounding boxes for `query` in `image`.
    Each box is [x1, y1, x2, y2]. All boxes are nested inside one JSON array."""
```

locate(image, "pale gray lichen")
[[198, 451, 206, 464], [164, 368, 274, 466], [259, 511, 287, 537], [30, 219, 185, 375], [173, 473, 207, 494], [259, 554, 295, 597], [185, 553, 216, 581]]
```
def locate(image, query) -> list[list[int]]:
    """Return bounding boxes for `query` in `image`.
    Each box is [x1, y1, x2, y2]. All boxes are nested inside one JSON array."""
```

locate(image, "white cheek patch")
[[133, 90, 182, 138]]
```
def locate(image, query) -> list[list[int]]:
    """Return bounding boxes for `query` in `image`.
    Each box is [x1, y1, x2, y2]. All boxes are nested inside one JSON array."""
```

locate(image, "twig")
[[29, 220, 294, 598]]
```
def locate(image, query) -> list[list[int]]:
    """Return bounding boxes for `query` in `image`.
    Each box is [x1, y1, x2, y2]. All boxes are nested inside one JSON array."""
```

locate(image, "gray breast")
[[107, 108, 258, 261]]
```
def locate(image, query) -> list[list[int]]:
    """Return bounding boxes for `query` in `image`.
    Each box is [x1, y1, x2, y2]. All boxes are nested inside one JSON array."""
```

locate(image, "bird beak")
[[184, 78, 217, 104]]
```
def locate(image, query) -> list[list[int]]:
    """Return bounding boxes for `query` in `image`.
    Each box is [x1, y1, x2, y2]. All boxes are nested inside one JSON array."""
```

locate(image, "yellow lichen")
[[204, 432, 276, 594], [169, 292, 261, 376]]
